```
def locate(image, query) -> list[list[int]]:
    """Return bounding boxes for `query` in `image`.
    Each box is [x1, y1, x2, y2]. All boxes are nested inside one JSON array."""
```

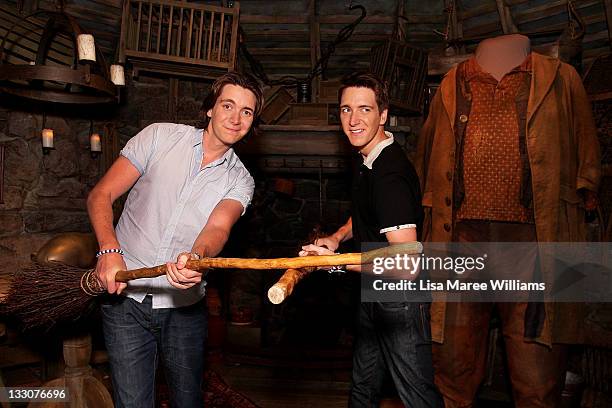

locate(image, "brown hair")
[[196, 72, 264, 133], [338, 71, 389, 112]]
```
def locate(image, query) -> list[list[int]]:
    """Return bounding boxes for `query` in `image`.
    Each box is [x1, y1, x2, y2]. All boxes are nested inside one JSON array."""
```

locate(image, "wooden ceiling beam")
[[256, 60, 312, 68], [64, 4, 121, 25], [247, 47, 311, 55], [506, 0, 529, 6], [584, 29, 610, 43], [309, 0, 320, 100], [317, 15, 394, 24], [513, 0, 600, 26], [240, 15, 308, 24], [602, 0, 612, 49], [459, 3, 497, 20], [496, 0, 519, 34], [240, 14, 396, 25], [514, 13, 604, 32], [584, 44, 612, 57], [87, 0, 123, 10]]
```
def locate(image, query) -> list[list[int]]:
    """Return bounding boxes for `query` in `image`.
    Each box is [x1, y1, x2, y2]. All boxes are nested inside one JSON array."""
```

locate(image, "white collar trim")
[[363, 131, 394, 169]]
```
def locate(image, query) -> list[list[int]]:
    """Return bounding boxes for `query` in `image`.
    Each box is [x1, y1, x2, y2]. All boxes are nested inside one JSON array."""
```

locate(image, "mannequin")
[[417, 34, 601, 408], [475, 33, 531, 80]]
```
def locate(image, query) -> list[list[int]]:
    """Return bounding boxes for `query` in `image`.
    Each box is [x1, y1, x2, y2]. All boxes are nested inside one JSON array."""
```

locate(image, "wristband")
[[96, 248, 124, 258], [328, 265, 346, 274]]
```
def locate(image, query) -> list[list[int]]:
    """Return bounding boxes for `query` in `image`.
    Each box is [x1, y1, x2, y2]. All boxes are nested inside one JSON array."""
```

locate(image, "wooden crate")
[[260, 86, 294, 124], [289, 103, 329, 125], [370, 40, 428, 115]]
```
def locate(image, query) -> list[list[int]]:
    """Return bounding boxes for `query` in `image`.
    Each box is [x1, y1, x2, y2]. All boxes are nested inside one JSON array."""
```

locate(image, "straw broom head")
[[1, 261, 103, 331]]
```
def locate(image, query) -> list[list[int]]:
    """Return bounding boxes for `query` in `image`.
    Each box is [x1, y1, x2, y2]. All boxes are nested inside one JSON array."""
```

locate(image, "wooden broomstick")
[[268, 242, 424, 304], [1, 243, 421, 330]]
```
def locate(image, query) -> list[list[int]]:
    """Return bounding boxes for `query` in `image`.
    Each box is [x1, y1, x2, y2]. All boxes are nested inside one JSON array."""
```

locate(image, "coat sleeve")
[[568, 67, 601, 192]]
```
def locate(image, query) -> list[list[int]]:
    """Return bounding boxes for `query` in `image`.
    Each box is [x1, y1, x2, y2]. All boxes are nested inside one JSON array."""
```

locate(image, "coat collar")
[[440, 65, 458, 130], [527, 52, 560, 123], [437, 52, 560, 129]]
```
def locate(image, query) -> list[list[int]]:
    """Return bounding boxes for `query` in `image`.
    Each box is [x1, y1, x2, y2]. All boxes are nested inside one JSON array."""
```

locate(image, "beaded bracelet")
[[95, 248, 125, 258], [328, 265, 346, 274]]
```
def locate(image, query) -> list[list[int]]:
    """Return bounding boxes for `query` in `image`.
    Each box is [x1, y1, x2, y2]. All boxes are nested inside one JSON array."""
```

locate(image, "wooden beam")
[[318, 15, 394, 24], [603, 0, 612, 50], [309, 0, 320, 100], [253, 60, 311, 68], [18, 0, 39, 15], [428, 53, 472, 76], [240, 15, 308, 24], [456, 0, 466, 53], [584, 44, 612, 58], [248, 47, 311, 56], [506, 0, 529, 5], [64, 4, 121, 25], [319, 31, 390, 41], [88, 0, 123, 10], [459, 3, 497, 20], [513, 0, 600, 26], [495, 0, 518, 34], [246, 47, 373, 58], [393, 0, 407, 41], [584, 28, 610, 43], [401, 14, 446, 24], [240, 14, 396, 25]]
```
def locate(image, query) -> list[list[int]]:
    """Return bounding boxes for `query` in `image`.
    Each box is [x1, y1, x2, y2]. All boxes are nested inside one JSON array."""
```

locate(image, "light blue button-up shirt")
[[115, 123, 254, 308]]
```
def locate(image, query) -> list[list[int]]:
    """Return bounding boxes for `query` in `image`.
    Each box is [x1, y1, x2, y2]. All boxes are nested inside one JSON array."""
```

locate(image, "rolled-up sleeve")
[[224, 168, 255, 215], [120, 124, 159, 174]]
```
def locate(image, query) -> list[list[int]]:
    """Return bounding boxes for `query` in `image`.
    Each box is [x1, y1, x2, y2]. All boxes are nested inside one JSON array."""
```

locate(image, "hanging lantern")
[[41, 128, 54, 155], [0, 10, 119, 104]]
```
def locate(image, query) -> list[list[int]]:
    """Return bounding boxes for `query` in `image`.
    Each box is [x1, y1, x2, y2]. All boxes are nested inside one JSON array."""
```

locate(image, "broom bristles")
[[0, 261, 101, 331]]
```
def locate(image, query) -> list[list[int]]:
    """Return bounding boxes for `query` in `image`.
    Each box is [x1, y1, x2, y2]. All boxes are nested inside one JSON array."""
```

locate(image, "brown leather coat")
[[416, 52, 601, 346]]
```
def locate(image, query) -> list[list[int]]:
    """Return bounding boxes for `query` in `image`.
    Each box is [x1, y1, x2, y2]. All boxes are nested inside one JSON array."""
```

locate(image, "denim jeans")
[[101, 295, 206, 408], [349, 302, 444, 408]]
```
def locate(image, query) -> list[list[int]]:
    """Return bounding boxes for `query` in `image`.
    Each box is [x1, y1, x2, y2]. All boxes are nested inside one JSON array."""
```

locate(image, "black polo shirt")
[[351, 141, 423, 245]]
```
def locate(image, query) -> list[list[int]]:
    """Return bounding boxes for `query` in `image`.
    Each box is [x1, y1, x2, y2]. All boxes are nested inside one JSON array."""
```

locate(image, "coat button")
[[459, 114, 468, 123], [445, 197, 452, 206], [446, 171, 452, 181], [444, 223, 451, 232]]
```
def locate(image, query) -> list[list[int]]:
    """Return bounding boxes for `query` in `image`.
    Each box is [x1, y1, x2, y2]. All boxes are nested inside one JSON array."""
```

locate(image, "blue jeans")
[[101, 295, 206, 408], [349, 302, 444, 408]]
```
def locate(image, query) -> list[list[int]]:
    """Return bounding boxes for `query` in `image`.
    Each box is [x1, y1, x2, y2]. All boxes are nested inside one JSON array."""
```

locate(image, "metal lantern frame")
[[0, 9, 118, 104]]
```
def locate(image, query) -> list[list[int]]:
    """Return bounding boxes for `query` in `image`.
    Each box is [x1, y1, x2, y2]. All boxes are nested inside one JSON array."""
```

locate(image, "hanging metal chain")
[[240, 3, 367, 87]]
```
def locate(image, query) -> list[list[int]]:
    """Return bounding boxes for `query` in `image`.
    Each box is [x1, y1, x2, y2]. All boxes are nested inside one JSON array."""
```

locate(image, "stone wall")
[[0, 107, 103, 271], [0, 71, 212, 269]]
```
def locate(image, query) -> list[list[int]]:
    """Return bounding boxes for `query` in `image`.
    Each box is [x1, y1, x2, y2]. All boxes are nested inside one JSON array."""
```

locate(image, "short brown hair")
[[196, 72, 264, 131], [338, 71, 389, 112]]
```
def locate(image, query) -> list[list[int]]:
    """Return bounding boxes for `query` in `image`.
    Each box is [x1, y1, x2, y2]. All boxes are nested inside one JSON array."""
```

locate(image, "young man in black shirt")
[[301, 72, 443, 407]]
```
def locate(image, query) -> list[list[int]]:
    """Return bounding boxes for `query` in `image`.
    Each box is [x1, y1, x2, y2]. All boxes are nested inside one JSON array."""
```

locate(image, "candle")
[[110, 64, 125, 86], [90, 133, 101, 152], [77, 34, 96, 62], [42, 128, 54, 148]]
